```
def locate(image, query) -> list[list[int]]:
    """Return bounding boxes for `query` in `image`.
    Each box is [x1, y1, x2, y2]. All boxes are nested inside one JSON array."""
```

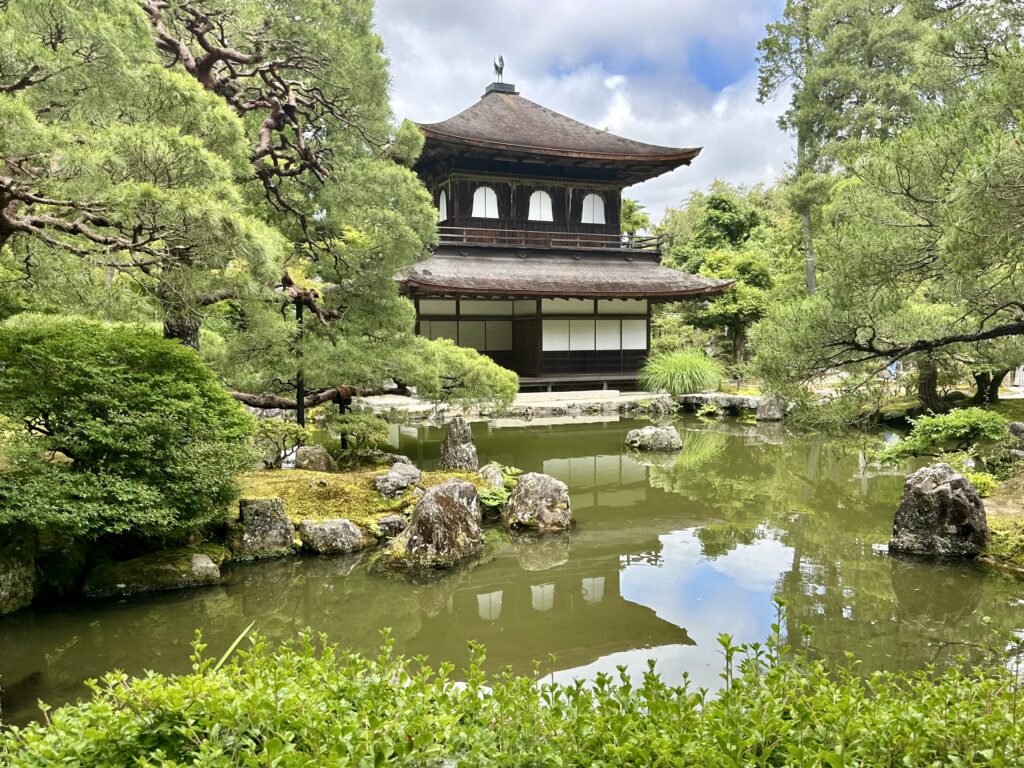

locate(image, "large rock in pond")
[[756, 395, 787, 422], [889, 464, 989, 557], [294, 445, 338, 473], [502, 472, 573, 532], [373, 462, 422, 498], [0, 524, 37, 615], [388, 479, 483, 568], [297, 519, 368, 554], [625, 425, 682, 452], [438, 415, 478, 471], [84, 548, 224, 599], [228, 498, 296, 559]]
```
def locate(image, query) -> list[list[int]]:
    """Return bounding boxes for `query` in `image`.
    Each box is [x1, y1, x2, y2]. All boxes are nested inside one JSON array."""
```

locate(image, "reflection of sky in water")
[[554, 529, 793, 691]]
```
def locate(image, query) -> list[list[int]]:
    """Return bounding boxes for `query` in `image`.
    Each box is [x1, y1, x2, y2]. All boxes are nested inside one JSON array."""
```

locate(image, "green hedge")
[[3, 625, 1023, 766]]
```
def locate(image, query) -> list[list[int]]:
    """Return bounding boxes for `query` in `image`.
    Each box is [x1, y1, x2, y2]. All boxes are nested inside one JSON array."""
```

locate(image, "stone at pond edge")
[[477, 462, 506, 490], [756, 395, 787, 422], [1009, 422, 1024, 445], [438, 415, 478, 471], [502, 472, 573, 532], [0, 524, 38, 615], [229, 498, 297, 559], [373, 462, 422, 498], [889, 463, 988, 557], [624, 426, 682, 452], [84, 549, 222, 599], [387, 479, 483, 568], [297, 519, 368, 554], [294, 445, 338, 473], [375, 514, 408, 539]]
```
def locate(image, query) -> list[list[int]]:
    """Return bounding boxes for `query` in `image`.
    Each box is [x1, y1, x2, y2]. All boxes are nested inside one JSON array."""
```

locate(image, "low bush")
[[875, 407, 1011, 464], [0, 315, 256, 538], [3, 620, 1023, 766], [639, 348, 726, 396]]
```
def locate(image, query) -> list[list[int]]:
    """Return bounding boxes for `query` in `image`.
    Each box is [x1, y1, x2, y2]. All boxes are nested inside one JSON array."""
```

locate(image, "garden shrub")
[[875, 407, 1011, 464], [0, 315, 256, 538], [639, 348, 726, 395], [3, 621, 1023, 766]]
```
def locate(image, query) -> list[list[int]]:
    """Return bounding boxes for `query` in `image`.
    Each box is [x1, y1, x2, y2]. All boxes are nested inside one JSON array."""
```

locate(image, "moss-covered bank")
[[982, 474, 1024, 572]]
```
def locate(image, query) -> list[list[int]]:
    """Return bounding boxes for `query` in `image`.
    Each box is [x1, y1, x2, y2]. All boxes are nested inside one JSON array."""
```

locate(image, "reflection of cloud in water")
[[707, 534, 792, 593], [552, 529, 794, 691]]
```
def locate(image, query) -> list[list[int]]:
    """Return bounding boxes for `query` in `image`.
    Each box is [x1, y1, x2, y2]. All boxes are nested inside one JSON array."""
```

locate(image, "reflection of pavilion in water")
[[415, 544, 693, 672]]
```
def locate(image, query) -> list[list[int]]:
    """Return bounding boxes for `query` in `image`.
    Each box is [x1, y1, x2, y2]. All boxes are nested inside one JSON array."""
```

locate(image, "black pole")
[[296, 301, 305, 427]]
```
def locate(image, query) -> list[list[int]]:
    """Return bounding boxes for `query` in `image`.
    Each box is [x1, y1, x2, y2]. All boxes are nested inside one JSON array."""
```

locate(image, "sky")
[[373, 0, 794, 224]]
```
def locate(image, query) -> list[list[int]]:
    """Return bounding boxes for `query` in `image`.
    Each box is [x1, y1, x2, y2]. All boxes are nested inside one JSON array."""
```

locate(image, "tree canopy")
[[0, 0, 517, 411]]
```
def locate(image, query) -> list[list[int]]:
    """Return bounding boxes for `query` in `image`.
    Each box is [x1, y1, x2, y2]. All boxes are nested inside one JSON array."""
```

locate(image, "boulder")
[[376, 514, 408, 539], [756, 395, 787, 422], [228, 498, 296, 559], [438, 415, 478, 471], [373, 462, 422, 498], [297, 519, 368, 554], [889, 464, 989, 557], [84, 548, 223, 599], [0, 524, 37, 615], [477, 462, 506, 490], [625, 425, 682, 452], [1010, 422, 1024, 444], [294, 445, 338, 473], [388, 479, 483, 568], [502, 472, 573, 532]]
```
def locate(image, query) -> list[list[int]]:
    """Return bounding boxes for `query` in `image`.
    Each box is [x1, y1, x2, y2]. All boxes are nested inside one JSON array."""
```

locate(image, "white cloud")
[[374, 0, 793, 222]]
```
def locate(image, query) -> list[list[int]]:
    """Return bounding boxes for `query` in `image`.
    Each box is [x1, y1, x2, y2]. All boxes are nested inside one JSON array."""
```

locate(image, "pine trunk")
[[916, 359, 944, 413]]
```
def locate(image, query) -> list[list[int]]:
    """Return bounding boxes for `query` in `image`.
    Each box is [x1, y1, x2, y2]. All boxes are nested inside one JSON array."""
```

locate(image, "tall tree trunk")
[[158, 275, 200, 349], [916, 359, 944, 413], [162, 310, 200, 349], [971, 371, 992, 404], [971, 368, 1010, 404], [796, 134, 817, 296]]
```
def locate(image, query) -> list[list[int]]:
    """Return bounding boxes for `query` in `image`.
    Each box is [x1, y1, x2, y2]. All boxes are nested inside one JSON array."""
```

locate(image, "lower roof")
[[398, 250, 732, 301]]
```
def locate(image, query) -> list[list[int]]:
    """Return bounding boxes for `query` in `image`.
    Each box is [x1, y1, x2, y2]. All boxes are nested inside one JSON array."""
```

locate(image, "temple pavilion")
[[399, 78, 731, 391]]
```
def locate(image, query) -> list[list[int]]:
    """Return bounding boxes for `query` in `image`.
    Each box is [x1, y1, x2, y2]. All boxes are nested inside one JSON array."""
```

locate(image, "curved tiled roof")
[[399, 252, 732, 300], [419, 89, 701, 164]]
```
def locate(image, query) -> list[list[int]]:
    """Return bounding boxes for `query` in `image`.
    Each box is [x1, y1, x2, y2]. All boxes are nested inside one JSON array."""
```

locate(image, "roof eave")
[[418, 126, 702, 165]]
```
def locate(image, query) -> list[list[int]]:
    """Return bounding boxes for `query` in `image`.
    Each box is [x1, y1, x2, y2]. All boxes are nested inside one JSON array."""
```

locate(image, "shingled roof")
[[417, 86, 700, 182], [399, 252, 732, 300]]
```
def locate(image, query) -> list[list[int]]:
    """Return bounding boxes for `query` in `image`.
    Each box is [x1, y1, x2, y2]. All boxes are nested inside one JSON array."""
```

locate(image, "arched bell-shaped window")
[[472, 186, 499, 218], [437, 190, 448, 222], [528, 190, 553, 222], [581, 192, 606, 225]]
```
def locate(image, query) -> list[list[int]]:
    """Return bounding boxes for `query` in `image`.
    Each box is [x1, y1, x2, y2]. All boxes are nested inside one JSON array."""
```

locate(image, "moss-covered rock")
[[227, 498, 296, 560], [84, 545, 226, 599], [386, 479, 483, 569]]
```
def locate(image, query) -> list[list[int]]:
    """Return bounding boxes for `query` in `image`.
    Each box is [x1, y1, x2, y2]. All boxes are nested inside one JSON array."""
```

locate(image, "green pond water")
[[3, 415, 1024, 725]]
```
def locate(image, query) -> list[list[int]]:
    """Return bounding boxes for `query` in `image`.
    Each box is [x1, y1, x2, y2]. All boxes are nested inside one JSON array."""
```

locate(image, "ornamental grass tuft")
[[639, 349, 726, 396]]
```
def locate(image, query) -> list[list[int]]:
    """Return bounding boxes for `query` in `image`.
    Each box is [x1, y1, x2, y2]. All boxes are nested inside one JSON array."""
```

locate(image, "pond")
[[3, 415, 1024, 725]]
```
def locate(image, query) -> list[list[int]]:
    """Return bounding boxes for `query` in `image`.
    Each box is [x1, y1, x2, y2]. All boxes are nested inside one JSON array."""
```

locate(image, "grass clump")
[[237, 468, 482, 529], [5, 612, 1024, 766], [639, 348, 726, 396]]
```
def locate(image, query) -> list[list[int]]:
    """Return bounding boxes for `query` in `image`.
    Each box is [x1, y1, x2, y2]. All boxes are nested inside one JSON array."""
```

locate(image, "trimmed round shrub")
[[0, 314, 255, 538], [639, 348, 726, 395]]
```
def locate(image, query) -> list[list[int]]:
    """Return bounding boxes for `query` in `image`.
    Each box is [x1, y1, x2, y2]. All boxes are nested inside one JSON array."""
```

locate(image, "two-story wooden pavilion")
[[399, 79, 731, 391]]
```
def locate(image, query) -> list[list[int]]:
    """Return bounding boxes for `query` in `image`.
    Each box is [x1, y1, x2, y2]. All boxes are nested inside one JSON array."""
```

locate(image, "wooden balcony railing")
[[437, 226, 663, 254]]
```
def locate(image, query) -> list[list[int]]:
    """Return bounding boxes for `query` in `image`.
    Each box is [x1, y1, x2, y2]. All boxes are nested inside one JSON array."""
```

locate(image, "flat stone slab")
[[84, 548, 223, 598]]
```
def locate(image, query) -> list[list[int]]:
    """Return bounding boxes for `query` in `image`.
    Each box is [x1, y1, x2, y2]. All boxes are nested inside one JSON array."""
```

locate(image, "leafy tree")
[[660, 183, 801, 363], [0, 314, 256, 538], [620, 197, 652, 236], [0, 0, 517, 415], [753, 50, 1024, 410]]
